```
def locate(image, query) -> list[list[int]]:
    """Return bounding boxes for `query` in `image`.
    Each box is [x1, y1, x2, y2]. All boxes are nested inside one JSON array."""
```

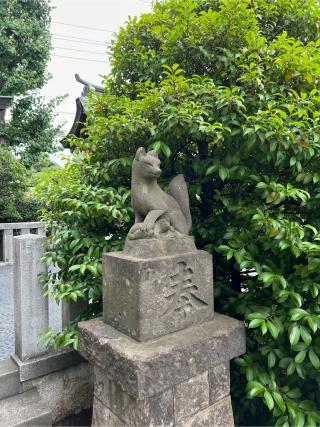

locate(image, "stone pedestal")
[[79, 315, 245, 426], [79, 236, 246, 426], [103, 237, 213, 341]]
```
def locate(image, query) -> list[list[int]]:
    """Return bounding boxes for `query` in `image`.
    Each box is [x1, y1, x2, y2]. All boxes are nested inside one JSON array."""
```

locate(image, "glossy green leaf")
[[289, 326, 300, 346], [309, 349, 320, 369], [264, 390, 274, 411]]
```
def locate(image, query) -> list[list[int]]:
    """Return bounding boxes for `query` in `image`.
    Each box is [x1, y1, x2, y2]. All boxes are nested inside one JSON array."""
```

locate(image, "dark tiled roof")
[[61, 74, 103, 149], [0, 96, 13, 111]]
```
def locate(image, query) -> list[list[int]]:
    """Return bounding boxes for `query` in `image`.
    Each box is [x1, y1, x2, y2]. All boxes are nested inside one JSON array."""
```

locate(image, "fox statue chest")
[[132, 183, 180, 217]]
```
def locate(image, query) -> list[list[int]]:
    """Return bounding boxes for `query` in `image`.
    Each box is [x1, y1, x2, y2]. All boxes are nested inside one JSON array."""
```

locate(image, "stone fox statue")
[[128, 147, 192, 240]]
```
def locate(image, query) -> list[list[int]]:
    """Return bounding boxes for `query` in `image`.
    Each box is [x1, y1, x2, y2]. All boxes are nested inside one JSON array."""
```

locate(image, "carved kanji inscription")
[[161, 261, 208, 318]]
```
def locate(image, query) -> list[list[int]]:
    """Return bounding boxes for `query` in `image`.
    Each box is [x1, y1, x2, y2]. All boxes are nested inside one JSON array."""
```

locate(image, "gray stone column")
[[20, 228, 31, 235], [47, 264, 63, 333], [14, 234, 48, 361], [79, 237, 246, 426], [37, 227, 46, 237], [3, 229, 14, 262]]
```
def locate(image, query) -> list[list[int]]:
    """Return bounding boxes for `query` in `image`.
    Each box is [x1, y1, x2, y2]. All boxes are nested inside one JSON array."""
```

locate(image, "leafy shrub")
[[35, 158, 130, 327], [3, 93, 63, 167], [0, 145, 40, 222], [38, 0, 320, 425]]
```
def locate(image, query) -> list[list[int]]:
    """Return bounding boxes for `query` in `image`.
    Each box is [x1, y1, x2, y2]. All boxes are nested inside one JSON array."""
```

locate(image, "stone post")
[[79, 237, 246, 426], [13, 234, 48, 361], [47, 263, 67, 333], [3, 229, 14, 262], [11, 234, 86, 383]]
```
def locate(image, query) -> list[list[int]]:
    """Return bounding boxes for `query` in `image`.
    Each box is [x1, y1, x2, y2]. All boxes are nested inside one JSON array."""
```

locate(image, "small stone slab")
[[176, 395, 234, 427], [79, 314, 245, 399], [103, 240, 213, 341], [12, 349, 84, 382], [0, 389, 52, 427], [92, 396, 125, 427], [123, 236, 196, 258], [0, 358, 19, 400], [94, 366, 174, 426], [209, 363, 230, 404], [174, 371, 209, 423]]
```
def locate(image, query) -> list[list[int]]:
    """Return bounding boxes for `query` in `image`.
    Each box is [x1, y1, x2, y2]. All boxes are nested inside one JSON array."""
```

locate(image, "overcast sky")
[[42, 0, 151, 134]]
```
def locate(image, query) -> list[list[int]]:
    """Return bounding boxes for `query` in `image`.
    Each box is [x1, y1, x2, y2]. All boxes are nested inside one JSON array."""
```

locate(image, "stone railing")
[[13, 233, 84, 361], [0, 222, 45, 263], [0, 233, 93, 424]]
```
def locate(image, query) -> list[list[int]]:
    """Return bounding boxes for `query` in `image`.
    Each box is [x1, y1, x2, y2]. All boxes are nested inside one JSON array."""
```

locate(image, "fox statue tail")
[[168, 174, 192, 233]]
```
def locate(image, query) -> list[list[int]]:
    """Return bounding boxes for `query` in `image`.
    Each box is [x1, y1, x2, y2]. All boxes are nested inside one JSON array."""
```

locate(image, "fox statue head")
[[133, 147, 162, 180]]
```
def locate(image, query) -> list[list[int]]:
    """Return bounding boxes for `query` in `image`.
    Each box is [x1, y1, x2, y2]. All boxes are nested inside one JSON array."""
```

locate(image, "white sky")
[[42, 0, 152, 134]]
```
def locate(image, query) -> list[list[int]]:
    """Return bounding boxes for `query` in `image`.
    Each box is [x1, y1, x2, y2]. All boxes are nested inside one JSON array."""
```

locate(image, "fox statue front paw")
[[128, 218, 180, 240], [139, 222, 154, 232], [128, 223, 155, 240]]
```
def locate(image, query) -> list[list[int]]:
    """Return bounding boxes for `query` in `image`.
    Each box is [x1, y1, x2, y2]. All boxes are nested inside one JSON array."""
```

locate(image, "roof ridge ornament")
[[75, 73, 104, 96]]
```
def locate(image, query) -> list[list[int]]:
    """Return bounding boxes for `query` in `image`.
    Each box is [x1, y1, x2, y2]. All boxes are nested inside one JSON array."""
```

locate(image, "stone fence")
[[0, 222, 45, 263], [13, 233, 85, 366], [0, 232, 93, 425]]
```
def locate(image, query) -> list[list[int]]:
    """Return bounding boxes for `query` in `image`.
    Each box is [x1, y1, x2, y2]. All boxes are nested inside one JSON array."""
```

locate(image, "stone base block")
[[91, 389, 234, 427], [177, 395, 234, 427], [79, 314, 245, 426], [93, 366, 174, 426], [91, 363, 232, 426], [92, 396, 124, 427], [103, 237, 214, 341], [79, 314, 244, 399]]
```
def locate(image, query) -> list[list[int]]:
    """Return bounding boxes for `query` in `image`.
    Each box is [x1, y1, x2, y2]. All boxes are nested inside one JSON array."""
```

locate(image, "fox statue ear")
[[148, 149, 159, 158], [135, 147, 146, 160]]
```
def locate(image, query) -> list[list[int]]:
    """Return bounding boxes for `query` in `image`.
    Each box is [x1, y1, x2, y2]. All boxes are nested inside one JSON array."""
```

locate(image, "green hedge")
[[0, 145, 40, 222]]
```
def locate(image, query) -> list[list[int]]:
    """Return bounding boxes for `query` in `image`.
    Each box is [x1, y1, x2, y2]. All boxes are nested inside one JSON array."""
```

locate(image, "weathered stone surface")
[[94, 366, 174, 426], [92, 396, 125, 427], [12, 348, 84, 382], [0, 389, 52, 427], [209, 363, 230, 404], [14, 234, 48, 361], [0, 263, 14, 360], [103, 249, 213, 341], [1, 222, 45, 262], [62, 299, 89, 329], [123, 236, 196, 258], [176, 395, 234, 427], [78, 320, 120, 373], [0, 357, 19, 400], [3, 229, 14, 262], [79, 314, 245, 399], [174, 371, 209, 423], [21, 362, 94, 423]]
